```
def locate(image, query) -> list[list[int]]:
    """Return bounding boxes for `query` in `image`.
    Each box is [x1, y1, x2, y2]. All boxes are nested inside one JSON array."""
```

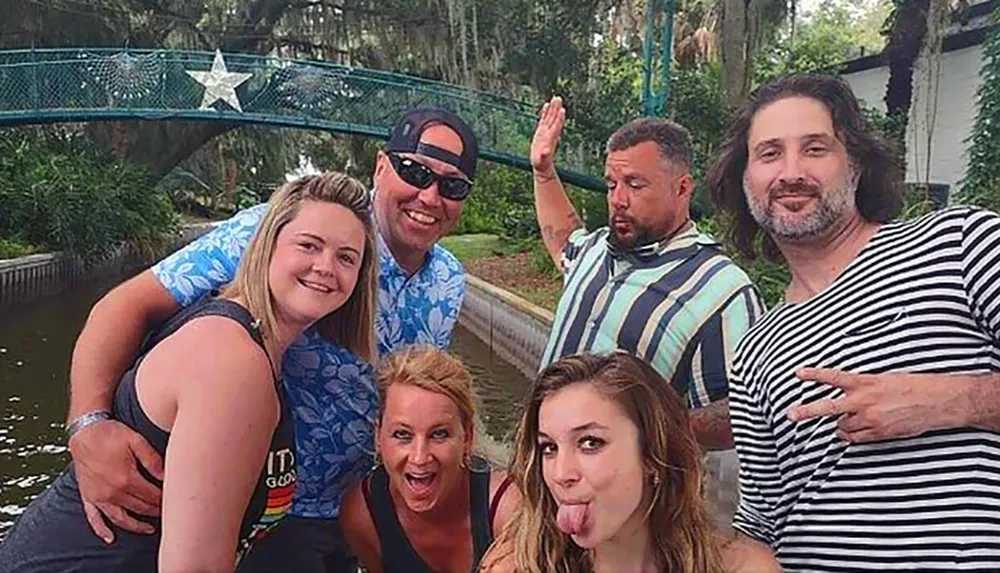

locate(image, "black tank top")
[[361, 457, 497, 573], [0, 298, 297, 572]]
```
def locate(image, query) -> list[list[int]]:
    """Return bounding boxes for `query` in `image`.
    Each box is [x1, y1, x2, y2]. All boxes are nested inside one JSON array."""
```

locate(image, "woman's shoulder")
[[478, 551, 514, 573], [340, 479, 384, 572], [140, 311, 274, 399], [136, 310, 278, 433], [152, 311, 266, 370], [487, 468, 521, 537]]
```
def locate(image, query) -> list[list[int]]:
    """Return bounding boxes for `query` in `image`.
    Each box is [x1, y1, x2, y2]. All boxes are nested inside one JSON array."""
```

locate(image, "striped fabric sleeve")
[[962, 208, 1000, 342], [679, 286, 766, 409], [559, 227, 594, 277], [729, 362, 778, 546]]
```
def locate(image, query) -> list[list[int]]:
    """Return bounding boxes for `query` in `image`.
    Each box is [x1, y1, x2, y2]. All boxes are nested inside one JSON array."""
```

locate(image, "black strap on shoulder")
[[469, 458, 493, 570], [365, 467, 433, 573], [141, 297, 274, 380]]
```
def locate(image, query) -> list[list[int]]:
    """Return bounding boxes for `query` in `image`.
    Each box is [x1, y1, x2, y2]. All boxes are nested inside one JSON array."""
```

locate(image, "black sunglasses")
[[387, 153, 473, 201]]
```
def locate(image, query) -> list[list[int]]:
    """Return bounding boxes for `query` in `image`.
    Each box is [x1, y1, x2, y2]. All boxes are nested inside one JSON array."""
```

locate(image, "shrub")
[[0, 129, 177, 264], [0, 238, 41, 259]]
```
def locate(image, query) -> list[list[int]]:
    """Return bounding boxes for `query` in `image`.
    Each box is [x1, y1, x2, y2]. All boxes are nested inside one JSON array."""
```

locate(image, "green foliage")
[[529, 237, 561, 277], [452, 161, 609, 250], [556, 40, 645, 159], [452, 163, 533, 237], [0, 129, 177, 264], [860, 103, 905, 142], [755, 0, 889, 84], [960, 7, 1000, 212], [669, 63, 730, 218], [503, 1, 608, 97], [0, 238, 41, 259], [438, 234, 505, 264]]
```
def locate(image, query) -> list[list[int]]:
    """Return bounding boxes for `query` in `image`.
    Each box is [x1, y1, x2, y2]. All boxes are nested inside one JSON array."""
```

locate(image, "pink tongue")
[[556, 504, 588, 535]]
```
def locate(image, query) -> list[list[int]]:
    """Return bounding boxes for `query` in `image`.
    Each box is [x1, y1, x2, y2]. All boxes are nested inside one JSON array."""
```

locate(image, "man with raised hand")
[[530, 96, 764, 451], [710, 73, 1000, 572], [64, 106, 478, 572]]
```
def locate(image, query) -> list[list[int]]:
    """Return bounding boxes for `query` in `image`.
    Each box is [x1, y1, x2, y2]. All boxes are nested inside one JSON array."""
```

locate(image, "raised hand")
[[530, 96, 567, 177], [69, 420, 164, 543]]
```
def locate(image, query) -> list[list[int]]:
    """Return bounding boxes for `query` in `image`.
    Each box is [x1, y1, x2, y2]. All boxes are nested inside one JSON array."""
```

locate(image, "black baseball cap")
[[386, 107, 479, 181]]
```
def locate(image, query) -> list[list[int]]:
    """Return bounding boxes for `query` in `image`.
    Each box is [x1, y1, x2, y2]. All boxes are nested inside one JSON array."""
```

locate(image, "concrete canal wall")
[[458, 275, 554, 381], [0, 224, 214, 309]]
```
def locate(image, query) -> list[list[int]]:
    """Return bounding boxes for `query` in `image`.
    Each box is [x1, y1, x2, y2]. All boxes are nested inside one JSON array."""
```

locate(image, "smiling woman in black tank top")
[[0, 172, 378, 573], [340, 347, 521, 573]]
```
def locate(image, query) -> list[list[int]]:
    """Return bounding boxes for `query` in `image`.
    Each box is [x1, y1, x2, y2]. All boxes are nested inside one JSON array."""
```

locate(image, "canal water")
[[0, 276, 532, 536]]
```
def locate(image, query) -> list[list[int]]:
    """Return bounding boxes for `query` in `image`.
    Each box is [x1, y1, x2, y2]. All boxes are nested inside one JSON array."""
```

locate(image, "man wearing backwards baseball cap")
[[61, 107, 478, 572]]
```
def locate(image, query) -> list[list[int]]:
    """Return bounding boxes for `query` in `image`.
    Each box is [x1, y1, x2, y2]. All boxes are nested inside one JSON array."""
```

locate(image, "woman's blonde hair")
[[375, 346, 477, 434], [222, 171, 376, 362], [481, 351, 726, 573]]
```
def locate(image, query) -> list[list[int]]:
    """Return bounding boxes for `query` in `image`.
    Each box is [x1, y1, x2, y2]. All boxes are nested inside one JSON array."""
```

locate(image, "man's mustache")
[[769, 181, 821, 201], [611, 213, 634, 225]]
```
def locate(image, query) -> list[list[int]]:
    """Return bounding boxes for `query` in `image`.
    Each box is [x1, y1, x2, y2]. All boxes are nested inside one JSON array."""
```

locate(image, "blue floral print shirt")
[[151, 204, 466, 518]]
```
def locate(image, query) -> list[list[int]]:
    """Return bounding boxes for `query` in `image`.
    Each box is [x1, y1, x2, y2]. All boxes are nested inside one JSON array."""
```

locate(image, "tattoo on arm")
[[690, 399, 734, 450], [541, 213, 583, 251]]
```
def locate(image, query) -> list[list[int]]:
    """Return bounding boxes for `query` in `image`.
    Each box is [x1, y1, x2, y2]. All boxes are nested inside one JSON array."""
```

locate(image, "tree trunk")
[[883, 0, 931, 153], [86, 121, 236, 180], [721, 0, 750, 106]]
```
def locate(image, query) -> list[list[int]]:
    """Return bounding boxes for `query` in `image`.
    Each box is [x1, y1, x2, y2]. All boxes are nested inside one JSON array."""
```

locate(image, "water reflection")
[[0, 278, 120, 533], [0, 277, 531, 536]]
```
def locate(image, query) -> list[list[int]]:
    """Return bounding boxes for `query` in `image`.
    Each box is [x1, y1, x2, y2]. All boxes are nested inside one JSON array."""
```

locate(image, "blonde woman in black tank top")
[[340, 347, 521, 573], [0, 172, 378, 572]]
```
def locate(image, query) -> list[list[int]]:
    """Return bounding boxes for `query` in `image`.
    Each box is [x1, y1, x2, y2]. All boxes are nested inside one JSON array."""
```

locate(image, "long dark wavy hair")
[[707, 73, 904, 262]]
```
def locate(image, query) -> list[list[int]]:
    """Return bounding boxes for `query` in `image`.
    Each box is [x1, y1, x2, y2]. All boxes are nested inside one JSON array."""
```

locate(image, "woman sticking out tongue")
[[481, 352, 783, 573], [556, 502, 589, 536]]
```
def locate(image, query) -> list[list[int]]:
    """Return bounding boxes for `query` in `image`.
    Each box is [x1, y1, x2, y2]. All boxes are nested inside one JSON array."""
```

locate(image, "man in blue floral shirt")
[[63, 107, 477, 572]]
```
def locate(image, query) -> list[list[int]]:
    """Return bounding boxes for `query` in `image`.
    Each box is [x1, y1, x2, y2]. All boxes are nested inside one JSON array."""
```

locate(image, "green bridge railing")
[[0, 48, 604, 190]]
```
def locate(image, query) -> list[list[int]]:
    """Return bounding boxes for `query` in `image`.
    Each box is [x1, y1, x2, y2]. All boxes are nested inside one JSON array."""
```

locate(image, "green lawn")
[[439, 233, 505, 265]]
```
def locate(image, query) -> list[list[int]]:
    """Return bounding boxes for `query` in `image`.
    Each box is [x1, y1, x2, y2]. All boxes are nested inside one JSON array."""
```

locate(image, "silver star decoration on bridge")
[[186, 50, 253, 112]]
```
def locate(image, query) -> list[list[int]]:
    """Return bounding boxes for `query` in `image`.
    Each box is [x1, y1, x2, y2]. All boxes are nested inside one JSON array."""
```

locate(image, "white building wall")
[[842, 44, 984, 192]]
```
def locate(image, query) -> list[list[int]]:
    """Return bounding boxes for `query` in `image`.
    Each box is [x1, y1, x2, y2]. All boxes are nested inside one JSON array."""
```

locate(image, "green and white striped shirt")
[[541, 224, 765, 408]]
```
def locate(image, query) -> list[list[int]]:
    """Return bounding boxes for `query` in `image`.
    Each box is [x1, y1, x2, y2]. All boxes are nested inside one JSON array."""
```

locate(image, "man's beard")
[[743, 170, 857, 244], [608, 214, 657, 250]]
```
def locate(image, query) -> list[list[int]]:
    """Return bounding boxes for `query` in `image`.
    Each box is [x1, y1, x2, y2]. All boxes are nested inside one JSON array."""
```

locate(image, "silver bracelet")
[[65, 410, 114, 441]]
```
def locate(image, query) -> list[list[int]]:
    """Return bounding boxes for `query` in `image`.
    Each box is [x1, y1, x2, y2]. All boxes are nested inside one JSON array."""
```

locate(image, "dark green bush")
[[453, 163, 527, 236], [0, 130, 177, 264]]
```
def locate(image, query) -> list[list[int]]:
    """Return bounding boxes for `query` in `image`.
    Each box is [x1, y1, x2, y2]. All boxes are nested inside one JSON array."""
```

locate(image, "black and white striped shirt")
[[730, 207, 1000, 572]]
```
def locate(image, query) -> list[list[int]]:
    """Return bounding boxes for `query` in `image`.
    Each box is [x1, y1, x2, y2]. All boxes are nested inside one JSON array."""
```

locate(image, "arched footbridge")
[[0, 48, 604, 190]]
